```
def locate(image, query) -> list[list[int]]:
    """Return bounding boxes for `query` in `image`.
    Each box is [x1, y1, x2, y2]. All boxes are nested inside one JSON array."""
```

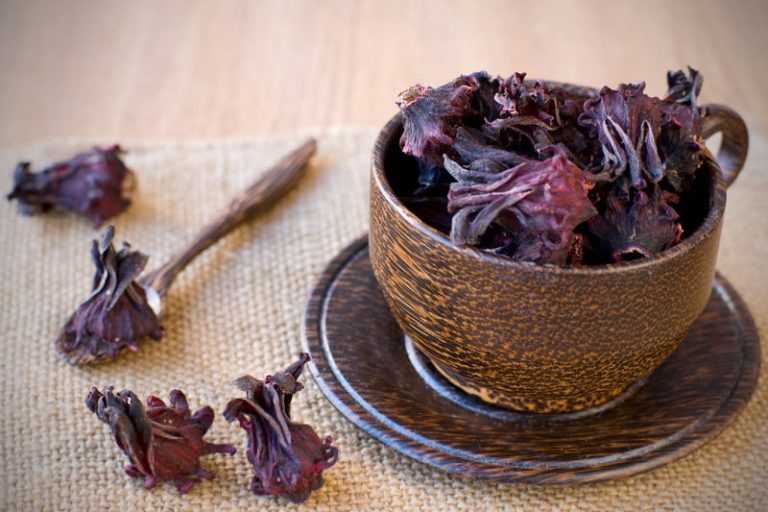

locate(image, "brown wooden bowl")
[[369, 81, 748, 413]]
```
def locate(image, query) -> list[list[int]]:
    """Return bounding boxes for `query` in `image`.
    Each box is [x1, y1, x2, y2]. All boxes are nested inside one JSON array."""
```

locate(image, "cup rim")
[[372, 110, 726, 276]]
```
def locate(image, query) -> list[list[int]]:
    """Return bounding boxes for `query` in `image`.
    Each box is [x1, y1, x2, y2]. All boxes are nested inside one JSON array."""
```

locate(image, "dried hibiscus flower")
[[56, 226, 162, 364], [396, 72, 500, 184], [665, 66, 703, 107], [658, 68, 705, 193], [588, 185, 683, 262], [86, 387, 235, 493], [445, 150, 596, 265], [578, 82, 666, 187], [223, 353, 338, 504], [7, 145, 135, 227]]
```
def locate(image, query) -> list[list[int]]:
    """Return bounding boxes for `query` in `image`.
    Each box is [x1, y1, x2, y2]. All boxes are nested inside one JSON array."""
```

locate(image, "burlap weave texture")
[[0, 128, 766, 511]]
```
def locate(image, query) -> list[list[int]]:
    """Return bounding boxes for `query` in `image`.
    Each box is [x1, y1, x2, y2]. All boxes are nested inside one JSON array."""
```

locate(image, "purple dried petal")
[[665, 67, 703, 107], [56, 226, 162, 364], [397, 72, 497, 174], [450, 127, 527, 174], [396, 77, 477, 165], [587, 185, 683, 262], [447, 151, 597, 265], [86, 387, 235, 493], [224, 353, 337, 504], [6, 145, 135, 227], [578, 83, 665, 187], [658, 101, 704, 192]]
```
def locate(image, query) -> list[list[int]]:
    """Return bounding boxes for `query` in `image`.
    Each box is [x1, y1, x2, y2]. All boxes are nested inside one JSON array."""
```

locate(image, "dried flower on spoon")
[[86, 387, 235, 493], [395, 68, 707, 265], [56, 225, 162, 365], [55, 139, 316, 365], [6, 145, 135, 227], [223, 353, 338, 504]]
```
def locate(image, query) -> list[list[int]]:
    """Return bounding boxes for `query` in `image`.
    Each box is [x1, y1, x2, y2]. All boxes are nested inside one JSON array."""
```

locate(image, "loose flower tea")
[[223, 353, 338, 504], [395, 68, 710, 265], [7, 145, 134, 227], [56, 226, 162, 365], [86, 387, 235, 493]]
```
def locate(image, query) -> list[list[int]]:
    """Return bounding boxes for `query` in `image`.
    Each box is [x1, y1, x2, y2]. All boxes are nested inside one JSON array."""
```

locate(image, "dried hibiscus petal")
[[665, 66, 703, 107], [578, 82, 666, 187], [659, 68, 705, 192], [450, 127, 527, 174], [445, 150, 597, 265], [223, 353, 338, 504], [86, 387, 235, 493], [397, 72, 498, 181], [56, 226, 162, 364], [6, 145, 135, 227], [587, 185, 683, 262]]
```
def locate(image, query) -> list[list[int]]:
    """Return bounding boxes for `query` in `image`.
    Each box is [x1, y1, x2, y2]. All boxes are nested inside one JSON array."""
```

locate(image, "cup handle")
[[699, 104, 749, 188]]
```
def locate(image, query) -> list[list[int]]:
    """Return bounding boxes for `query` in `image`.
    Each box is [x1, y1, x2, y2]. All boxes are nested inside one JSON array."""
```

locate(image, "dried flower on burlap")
[[7, 145, 135, 227], [223, 353, 338, 504], [86, 387, 236, 493], [56, 226, 162, 364], [396, 68, 708, 265]]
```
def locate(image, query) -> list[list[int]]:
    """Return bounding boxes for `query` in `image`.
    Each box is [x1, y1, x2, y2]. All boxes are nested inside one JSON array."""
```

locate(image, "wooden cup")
[[369, 83, 748, 413]]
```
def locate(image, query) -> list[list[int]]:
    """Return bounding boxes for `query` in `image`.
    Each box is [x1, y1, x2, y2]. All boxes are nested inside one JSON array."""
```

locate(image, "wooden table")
[[1, 0, 766, 148]]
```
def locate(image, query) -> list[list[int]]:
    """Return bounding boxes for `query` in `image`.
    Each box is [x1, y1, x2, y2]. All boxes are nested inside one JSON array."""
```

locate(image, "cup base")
[[405, 335, 649, 420]]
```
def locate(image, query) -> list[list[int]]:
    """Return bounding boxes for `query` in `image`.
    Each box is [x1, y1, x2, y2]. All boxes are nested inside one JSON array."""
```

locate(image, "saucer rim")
[[302, 236, 761, 484]]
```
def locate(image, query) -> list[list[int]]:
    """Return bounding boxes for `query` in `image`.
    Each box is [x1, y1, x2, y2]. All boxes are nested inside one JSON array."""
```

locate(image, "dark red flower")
[[397, 72, 498, 178], [450, 127, 527, 174], [86, 387, 235, 494], [223, 353, 338, 504], [658, 68, 705, 192], [578, 83, 666, 187], [587, 185, 683, 262], [7, 145, 135, 227], [483, 73, 594, 166], [56, 226, 162, 365], [665, 66, 703, 107], [445, 150, 597, 265]]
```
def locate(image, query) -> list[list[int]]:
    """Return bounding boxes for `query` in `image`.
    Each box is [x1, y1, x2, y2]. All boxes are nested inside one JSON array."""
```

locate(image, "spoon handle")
[[142, 138, 316, 298]]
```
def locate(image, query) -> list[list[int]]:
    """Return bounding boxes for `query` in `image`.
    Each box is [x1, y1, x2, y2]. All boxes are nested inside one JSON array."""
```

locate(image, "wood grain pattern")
[[1, 0, 767, 148], [302, 238, 760, 484], [141, 138, 315, 306], [368, 104, 741, 412], [700, 104, 750, 186]]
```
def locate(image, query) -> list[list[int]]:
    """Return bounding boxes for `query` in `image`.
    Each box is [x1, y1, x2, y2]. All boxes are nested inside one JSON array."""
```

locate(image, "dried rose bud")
[[6, 145, 135, 227], [56, 226, 162, 364], [223, 353, 338, 504], [86, 387, 235, 493]]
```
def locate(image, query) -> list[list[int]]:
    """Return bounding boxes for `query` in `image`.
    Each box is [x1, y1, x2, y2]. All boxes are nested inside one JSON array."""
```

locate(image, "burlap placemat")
[[0, 128, 765, 511]]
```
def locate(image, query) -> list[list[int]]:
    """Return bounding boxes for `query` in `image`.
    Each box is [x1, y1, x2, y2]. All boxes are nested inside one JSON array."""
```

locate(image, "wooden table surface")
[[1, 0, 766, 148]]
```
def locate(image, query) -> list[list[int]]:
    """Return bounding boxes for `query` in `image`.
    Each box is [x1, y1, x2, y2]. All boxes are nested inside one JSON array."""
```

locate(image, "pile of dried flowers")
[[396, 68, 708, 265]]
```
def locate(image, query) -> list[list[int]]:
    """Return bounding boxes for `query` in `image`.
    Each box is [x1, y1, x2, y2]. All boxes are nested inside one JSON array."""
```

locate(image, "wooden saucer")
[[302, 237, 760, 484]]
